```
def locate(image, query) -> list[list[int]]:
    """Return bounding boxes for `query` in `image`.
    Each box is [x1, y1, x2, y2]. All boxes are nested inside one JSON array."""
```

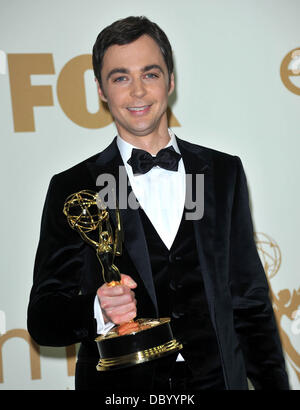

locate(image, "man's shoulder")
[[177, 137, 242, 183], [46, 139, 118, 197], [53, 139, 116, 181], [177, 137, 239, 163], [55, 152, 98, 179]]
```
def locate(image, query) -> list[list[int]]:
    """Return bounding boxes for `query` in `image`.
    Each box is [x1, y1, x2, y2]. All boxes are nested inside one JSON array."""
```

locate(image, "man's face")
[[97, 35, 174, 142]]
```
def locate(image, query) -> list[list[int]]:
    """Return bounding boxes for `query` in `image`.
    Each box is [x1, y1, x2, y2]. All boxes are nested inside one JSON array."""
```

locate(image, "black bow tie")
[[127, 146, 182, 175]]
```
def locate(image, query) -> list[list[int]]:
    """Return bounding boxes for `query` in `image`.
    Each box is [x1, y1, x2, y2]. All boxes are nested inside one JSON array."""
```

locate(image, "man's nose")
[[130, 78, 146, 98]]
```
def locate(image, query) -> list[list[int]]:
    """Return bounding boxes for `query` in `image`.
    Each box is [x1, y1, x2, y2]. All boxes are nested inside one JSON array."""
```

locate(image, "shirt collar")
[[116, 129, 181, 165]]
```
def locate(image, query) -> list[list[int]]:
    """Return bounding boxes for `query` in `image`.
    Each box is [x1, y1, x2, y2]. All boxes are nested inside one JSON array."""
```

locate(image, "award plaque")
[[63, 190, 182, 371]]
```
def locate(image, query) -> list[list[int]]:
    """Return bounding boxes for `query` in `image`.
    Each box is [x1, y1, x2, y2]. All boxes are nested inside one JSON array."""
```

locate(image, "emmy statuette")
[[63, 190, 182, 371]]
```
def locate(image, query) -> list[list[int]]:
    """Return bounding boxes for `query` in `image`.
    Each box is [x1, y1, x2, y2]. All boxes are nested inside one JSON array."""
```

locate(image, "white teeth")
[[128, 106, 148, 111]]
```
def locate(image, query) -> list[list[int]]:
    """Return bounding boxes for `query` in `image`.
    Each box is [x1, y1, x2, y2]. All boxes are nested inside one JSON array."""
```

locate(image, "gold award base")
[[95, 318, 183, 371]]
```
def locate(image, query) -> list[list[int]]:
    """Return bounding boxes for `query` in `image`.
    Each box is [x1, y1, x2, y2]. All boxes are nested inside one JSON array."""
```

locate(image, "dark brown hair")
[[92, 16, 174, 87]]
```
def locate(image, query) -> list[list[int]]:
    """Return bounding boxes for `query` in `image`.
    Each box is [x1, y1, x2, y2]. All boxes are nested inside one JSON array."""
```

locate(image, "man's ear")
[[168, 72, 175, 96], [95, 77, 108, 102]]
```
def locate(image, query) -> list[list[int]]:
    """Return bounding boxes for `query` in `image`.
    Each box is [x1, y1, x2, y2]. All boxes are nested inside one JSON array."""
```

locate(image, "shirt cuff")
[[94, 295, 115, 335]]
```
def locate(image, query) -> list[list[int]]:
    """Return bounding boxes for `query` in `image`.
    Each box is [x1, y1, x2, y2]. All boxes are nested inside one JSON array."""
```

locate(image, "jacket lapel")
[[86, 138, 158, 315], [176, 137, 217, 315]]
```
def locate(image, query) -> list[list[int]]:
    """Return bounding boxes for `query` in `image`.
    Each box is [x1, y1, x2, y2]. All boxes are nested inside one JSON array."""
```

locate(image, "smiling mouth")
[[127, 105, 151, 114]]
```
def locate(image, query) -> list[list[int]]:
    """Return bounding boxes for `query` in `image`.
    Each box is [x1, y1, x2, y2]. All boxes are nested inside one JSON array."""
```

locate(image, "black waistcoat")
[[139, 207, 225, 387]]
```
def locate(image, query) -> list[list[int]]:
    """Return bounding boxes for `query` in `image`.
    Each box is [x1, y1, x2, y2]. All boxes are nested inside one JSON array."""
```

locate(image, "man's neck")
[[133, 135, 171, 155], [116, 126, 171, 155]]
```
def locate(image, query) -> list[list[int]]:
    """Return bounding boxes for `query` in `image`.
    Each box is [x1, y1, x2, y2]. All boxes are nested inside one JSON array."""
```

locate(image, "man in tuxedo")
[[27, 16, 289, 390]]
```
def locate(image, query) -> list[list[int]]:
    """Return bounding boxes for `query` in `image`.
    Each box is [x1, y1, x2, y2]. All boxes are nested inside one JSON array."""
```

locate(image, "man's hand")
[[97, 274, 137, 325]]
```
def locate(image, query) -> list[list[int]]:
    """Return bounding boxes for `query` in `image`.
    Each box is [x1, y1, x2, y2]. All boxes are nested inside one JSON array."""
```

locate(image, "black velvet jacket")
[[27, 137, 289, 390]]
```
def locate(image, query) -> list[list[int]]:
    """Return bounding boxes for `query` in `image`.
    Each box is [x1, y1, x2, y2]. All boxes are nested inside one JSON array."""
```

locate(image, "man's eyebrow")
[[106, 64, 165, 81], [106, 68, 129, 81], [142, 64, 164, 73]]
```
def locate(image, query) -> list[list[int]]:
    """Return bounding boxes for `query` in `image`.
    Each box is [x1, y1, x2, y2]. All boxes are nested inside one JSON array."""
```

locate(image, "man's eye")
[[145, 73, 159, 79], [113, 76, 127, 82]]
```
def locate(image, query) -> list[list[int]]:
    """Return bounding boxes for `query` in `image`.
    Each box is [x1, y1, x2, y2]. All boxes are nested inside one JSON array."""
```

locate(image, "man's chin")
[[117, 125, 159, 139], [115, 114, 168, 139]]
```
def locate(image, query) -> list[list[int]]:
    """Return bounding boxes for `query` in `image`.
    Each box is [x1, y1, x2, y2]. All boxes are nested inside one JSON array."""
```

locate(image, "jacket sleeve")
[[27, 175, 98, 347], [229, 156, 289, 390]]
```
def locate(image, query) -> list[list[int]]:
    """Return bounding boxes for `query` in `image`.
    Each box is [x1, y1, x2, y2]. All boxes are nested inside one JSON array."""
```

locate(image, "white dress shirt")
[[94, 129, 186, 342], [117, 129, 186, 249]]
